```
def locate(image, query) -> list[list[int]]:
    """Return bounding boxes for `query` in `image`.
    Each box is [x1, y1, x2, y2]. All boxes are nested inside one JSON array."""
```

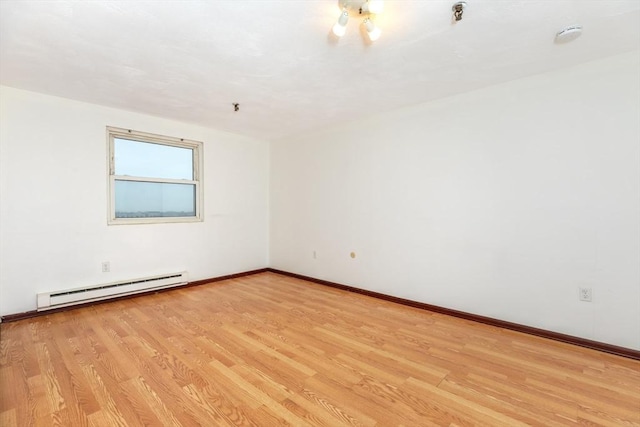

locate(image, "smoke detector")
[[555, 26, 583, 44]]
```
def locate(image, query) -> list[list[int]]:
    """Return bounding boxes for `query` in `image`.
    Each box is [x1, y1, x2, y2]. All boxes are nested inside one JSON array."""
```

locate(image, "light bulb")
[[332, 9, 349, 37], [364, 18, 381, 41], [368, 0, 384, 14]]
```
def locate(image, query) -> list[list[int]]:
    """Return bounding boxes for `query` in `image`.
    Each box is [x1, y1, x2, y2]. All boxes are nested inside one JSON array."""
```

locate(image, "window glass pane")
[[115, 180, 196, 218], [114, 138, 193, 180]]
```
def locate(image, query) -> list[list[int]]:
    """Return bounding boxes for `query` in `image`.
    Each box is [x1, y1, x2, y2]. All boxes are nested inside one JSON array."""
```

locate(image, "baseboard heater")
[[36, 271, 188, 311]]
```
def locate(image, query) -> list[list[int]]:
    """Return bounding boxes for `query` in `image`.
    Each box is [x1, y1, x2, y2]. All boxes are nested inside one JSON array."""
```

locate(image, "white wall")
[[0, 86, 269, 316], [270, 51, 640, 350]]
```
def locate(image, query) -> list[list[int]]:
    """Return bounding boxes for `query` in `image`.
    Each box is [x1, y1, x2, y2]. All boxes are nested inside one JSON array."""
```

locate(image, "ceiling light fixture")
[[452, 1, 467, 21], [363, 18, 381, 42], [332, 9, 349, 37], [365, 0, 384, 14], [331, 0, 383, 42]]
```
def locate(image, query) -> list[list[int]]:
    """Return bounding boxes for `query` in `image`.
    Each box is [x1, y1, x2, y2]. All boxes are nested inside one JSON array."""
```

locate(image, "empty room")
[[1, 1, 639, 426]]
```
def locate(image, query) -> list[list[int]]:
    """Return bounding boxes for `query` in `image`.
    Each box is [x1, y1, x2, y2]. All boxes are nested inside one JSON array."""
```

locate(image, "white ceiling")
[[1, 1, 639, 141]]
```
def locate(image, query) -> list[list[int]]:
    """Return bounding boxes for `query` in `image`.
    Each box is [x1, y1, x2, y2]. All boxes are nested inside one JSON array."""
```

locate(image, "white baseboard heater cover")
[[37, 271, 188, 311]]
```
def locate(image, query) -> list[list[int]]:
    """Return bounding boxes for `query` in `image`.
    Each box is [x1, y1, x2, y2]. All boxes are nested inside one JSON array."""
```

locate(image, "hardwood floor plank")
[[81, 363, 135, 427], [119, 335, 234, 425], [226, 326, 317, 377], [404, 376, 529, 426], [248, 328, 363, 386], [438, 374, 579, 425], [180, 383, 245, 427], [124, 376, 185, 427], [25, 374, 50, 423], [0, 408, 17, 427], [208, 358, 312, 426], [2, 272, 639, 426], [34, 343, 67, 421], [526, 377, 640, 423], [302, 375, 382, 427]]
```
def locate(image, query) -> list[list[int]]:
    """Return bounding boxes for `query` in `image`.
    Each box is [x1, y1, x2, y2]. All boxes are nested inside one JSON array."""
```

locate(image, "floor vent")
[[37, 271, 188, 311]]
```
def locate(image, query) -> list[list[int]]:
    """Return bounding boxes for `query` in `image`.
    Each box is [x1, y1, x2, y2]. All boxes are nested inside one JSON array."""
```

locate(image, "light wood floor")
[[1, 272, 639, 426]]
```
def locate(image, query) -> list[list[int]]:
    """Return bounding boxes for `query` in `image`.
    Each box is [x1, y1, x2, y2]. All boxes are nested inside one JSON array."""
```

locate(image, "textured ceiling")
[[1, 1, 639, 141]]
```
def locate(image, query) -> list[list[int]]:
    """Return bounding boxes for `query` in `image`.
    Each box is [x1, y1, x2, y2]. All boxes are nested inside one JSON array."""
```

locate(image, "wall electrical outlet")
[[579, 287, 592, 302], [313, 250, 317, 259], [101, 261, 110, 273]]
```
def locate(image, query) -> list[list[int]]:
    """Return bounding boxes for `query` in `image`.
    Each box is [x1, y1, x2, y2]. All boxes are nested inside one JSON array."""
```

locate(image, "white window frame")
[[107, 126, 204, 225]]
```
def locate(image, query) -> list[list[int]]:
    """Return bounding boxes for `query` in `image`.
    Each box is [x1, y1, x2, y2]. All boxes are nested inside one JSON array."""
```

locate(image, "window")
[[107, 127, 203, 224]]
